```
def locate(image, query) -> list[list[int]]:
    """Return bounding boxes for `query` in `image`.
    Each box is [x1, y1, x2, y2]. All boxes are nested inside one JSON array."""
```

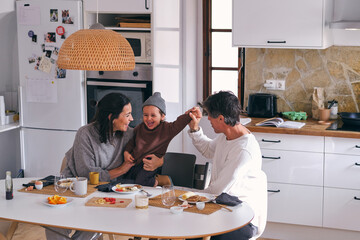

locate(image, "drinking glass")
[[54, 175, 68, 194], [161, 185, 176, 207]]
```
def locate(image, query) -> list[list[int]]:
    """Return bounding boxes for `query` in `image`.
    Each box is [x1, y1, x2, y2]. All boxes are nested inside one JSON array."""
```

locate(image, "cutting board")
[[85, 197, 132, 208]]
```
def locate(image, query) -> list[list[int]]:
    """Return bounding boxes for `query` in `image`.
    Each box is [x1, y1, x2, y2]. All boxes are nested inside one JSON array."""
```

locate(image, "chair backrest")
[[161, 152, 196, 188], [193, 162, 211, 190], [60, 157, 67, 173]]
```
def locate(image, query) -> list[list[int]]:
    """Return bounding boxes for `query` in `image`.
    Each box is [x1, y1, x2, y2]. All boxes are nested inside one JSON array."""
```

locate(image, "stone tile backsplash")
[[245, 46, 360, 117]]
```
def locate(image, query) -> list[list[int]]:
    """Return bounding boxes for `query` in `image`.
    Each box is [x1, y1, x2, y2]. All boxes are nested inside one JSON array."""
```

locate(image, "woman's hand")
[[142, 154, 164, 171], [124, 151, 135, 163]]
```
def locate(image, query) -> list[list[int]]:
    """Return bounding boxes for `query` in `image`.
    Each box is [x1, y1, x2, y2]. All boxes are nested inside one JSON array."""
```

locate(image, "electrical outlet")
[[264, 80, 276, 90], [276, 80, 286, 90], [264, 80, 285, 90]]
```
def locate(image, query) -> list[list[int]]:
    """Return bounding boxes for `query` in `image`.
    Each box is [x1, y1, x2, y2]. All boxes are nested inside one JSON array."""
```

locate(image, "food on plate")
[[48, 195, 67, 205], [181, 192, 209, 202], [179, 201, 192, 209], [95, 197, 116, 205], [25, 186, 34, 191], [115, 184, 141, 192], [59, 179, 73, 187], [181, 191, 196, 200]]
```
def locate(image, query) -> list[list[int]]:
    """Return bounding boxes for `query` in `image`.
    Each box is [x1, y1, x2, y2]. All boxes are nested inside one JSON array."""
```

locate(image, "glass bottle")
[[5, 171, 13, 200], [327, 100, 338, 120]]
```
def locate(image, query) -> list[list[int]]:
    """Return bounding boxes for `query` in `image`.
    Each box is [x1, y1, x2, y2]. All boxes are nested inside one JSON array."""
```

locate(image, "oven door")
[[86, 80, 152, 127]]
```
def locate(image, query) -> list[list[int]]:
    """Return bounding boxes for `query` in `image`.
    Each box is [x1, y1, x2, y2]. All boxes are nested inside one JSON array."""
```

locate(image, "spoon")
[[140, 189, 152, 197]]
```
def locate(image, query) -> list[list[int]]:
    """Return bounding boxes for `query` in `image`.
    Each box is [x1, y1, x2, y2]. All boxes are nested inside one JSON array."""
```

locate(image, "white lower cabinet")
[[323, 187, 360, 231], [268, 183, 323, 227], [254, 132, 324, 227], [323, 137, 360, 232], [255, 132, 360, 232]]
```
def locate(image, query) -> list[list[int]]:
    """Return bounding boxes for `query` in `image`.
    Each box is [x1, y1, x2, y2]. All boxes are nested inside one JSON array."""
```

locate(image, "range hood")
[[330, 21, 360, 30]]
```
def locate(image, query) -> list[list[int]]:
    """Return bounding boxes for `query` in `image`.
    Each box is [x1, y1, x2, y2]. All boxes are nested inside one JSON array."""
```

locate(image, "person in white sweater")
[[187, 91, 267, 240]]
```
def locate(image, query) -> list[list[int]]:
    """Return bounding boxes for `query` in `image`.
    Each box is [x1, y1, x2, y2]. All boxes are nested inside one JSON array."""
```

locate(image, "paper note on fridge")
[[17, 6, 41, 26], [26, 77, 58, 103]]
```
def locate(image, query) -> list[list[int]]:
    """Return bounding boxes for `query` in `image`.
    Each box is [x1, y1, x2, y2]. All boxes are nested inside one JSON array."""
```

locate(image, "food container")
[[35, 181, 43, 190], [135, 194, 149, 209], [170, 206, 183, 214]]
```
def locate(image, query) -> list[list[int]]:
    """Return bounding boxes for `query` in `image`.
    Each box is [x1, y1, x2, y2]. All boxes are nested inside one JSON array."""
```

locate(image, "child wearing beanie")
[[123, 92, 196, 186]]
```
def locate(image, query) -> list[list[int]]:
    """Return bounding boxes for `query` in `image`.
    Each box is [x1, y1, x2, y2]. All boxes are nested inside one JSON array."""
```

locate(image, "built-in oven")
[[86, 65, 152, 127]]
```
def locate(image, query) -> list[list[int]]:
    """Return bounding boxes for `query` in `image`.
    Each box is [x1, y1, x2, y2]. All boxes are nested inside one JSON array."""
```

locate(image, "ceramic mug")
[[89, 172, 99, 185], [319, 108, 331, 122], [70, 177, 88, 195]]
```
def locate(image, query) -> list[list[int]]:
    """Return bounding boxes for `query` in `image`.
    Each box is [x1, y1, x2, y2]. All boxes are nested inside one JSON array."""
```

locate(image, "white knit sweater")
[[188, 128, 268, 239]]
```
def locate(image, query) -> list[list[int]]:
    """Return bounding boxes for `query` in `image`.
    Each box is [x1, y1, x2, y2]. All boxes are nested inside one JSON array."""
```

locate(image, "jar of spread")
[[327, 100, 338, 120]]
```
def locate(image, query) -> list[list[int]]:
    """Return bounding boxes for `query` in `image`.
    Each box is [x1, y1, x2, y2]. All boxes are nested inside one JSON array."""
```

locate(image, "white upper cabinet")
[[84, 0, 152, 13], [232, 0, 333, 49]]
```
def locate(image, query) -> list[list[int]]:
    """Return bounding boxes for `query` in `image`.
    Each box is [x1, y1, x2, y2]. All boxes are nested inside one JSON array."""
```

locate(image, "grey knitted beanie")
[[142, 92, 166, 115]]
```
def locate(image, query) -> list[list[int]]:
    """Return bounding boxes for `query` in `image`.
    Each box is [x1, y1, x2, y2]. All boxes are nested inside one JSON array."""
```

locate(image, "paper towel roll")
[[0, 96, 5, 125]]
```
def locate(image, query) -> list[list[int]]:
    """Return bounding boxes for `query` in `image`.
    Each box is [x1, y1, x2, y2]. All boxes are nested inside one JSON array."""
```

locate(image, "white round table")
[[0, 178, 254, 239]]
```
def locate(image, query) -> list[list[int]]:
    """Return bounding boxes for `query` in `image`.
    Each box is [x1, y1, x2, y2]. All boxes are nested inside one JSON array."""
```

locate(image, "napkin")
[[22, 175, 55, 188], [95, 183, 115, 192], [215, 192, 242, 206]]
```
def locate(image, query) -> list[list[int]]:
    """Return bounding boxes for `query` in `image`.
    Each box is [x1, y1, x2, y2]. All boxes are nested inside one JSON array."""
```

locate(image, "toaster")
[[247, 93, 277, 118]]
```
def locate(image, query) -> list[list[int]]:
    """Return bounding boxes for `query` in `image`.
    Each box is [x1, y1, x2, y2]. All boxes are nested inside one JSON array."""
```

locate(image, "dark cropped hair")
[[92, 93, 131, 143], [202, 91, 242, 127]]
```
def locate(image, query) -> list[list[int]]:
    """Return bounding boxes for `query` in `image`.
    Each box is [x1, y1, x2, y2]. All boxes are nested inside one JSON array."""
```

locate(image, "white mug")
[[70, 177, 88, 195]]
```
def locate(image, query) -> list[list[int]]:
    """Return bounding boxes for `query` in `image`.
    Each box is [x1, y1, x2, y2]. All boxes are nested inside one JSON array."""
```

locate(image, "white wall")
[[0, 0, 21, 179]]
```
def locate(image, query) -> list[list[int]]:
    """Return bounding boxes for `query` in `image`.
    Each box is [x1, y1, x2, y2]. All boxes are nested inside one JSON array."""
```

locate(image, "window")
[[203, 0, 245, 107]]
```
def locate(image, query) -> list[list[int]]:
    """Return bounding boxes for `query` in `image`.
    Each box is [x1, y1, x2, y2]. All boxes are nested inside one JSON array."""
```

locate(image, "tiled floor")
[[9, 222, 275, 240]]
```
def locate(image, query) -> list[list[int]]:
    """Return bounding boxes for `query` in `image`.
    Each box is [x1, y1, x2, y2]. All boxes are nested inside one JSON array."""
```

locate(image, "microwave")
[[118, 31, 151, 63]]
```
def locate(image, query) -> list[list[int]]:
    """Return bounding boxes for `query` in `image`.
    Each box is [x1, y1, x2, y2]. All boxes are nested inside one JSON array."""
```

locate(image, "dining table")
[[0, 178, 254, 240]]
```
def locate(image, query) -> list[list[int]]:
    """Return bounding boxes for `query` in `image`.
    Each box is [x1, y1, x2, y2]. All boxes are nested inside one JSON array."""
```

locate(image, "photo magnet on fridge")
[[62, 10, 74, 24], [32, 35, 37, 43], [45, 32, 56, 43], [50, 9, 58, 22]]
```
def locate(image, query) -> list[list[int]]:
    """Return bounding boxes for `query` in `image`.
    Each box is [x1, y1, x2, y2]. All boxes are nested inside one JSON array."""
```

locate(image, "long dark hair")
[[92, 93, 131, 143]]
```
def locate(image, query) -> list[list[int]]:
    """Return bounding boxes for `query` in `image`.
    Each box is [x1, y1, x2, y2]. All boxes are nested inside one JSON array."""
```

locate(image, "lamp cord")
[[96, 0, 98, 23]]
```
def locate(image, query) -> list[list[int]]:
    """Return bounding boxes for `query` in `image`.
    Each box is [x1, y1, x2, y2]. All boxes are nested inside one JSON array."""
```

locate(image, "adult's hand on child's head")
[[124, 151, 134, 163], [143, 154, 164, 171]]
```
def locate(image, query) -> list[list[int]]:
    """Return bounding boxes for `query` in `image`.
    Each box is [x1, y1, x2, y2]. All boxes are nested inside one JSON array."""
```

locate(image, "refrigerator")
[[16, 0, 85, 177]]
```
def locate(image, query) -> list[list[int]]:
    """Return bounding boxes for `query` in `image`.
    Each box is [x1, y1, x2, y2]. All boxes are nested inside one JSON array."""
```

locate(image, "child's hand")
[[143, 154, 164, 171], [124, 151, 135, 163], [186, 106, 202, 119]]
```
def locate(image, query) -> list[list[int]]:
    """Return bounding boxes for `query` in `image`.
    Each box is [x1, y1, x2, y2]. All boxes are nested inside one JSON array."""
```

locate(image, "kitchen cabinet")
[[323, 137, 360, 232], [232, 0, 333, 49], [254, 132, 324, 227], [83, 0, 152, 14]]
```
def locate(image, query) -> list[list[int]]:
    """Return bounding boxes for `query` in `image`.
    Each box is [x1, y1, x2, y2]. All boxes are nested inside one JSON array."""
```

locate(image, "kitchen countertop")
[[244, 117, 360, 139]]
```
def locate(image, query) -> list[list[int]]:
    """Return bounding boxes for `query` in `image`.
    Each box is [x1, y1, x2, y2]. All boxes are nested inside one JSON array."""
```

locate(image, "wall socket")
[[264, 80, 286, 90]]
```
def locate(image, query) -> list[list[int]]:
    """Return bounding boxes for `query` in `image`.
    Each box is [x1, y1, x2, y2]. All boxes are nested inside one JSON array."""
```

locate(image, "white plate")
[[42, 198, 73, 208], [112, 184, 142, 194], [178, 193, 215, 204]]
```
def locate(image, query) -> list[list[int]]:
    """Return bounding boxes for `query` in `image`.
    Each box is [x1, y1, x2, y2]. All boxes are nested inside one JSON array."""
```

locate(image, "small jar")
[[327, 100, 338, 120]]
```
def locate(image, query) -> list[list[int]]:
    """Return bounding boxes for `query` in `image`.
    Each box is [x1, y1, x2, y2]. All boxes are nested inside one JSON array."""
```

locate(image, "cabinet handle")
[[268, 190, 280, 193], [356, 145, 360, 148], [354, 196, 360, 200], [145, 0, 150, 10], [267, 40, 286, 44], [262, 155, 281, 159], [262, 139, 281, 143], [355, 163, 360, 166]]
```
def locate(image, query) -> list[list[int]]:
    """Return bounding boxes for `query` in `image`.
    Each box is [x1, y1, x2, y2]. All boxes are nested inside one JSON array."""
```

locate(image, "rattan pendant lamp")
[[57, 1, 135, 71]]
